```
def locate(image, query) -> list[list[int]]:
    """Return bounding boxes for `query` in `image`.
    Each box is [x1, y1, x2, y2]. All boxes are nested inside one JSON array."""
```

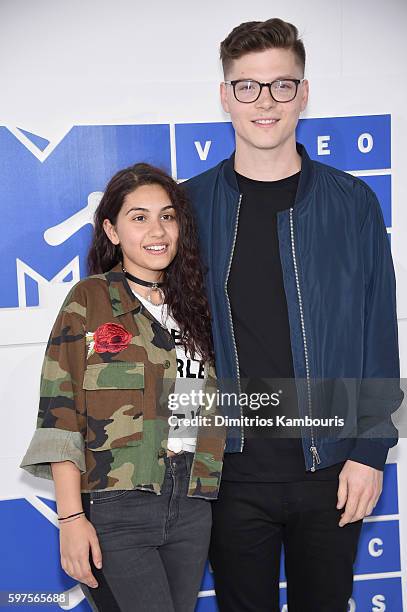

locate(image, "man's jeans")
[[80, 451, 212, 611], [210, 478, 363, 612]]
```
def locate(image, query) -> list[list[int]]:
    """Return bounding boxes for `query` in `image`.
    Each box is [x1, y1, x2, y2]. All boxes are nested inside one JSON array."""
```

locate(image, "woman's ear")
[[103, 219, 120, 245]]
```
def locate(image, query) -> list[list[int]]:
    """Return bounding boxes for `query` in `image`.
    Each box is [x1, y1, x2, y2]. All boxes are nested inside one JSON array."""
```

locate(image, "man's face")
[[220, 48, 308, 157]]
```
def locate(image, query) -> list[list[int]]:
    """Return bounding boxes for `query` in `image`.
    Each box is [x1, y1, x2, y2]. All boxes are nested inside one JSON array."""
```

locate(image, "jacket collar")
[[221, 142, 316, 212], [105, 263, 142, 317]]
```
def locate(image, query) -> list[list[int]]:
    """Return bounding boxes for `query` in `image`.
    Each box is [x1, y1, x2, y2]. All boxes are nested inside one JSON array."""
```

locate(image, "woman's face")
[[103, 183, 179, 281]]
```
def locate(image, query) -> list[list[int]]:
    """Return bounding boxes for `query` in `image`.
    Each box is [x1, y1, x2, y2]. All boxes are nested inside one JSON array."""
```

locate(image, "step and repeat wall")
[[1, 0, 406, 610]]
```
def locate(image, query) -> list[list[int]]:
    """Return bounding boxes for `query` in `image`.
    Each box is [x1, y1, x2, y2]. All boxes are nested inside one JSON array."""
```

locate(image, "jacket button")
[[163, 360, 171, 369]]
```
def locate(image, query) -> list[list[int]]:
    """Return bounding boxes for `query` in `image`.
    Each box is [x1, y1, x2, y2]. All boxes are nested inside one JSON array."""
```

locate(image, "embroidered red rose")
[[93, 323, 132, 354]]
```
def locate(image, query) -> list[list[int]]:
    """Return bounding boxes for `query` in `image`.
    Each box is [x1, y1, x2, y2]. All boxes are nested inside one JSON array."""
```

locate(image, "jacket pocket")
[[83, 361, 144, 451]]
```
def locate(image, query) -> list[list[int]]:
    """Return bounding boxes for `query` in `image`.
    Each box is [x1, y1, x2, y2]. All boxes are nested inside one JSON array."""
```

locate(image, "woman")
[[20, 163, 225, 612]]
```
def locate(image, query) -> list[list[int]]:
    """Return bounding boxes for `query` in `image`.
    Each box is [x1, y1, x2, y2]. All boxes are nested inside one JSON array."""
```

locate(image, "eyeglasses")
[[224, 78, 305, 103]]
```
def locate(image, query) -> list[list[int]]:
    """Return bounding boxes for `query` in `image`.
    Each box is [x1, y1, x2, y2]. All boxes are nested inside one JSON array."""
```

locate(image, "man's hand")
[[336, 460, 383, 527]]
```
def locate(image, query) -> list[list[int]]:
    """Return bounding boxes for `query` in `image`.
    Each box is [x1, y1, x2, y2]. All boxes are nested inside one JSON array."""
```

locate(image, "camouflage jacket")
[[20, 263, 225, 499]]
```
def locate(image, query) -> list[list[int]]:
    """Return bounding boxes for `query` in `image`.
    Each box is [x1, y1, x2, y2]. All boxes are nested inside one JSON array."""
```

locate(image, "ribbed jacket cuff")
[[348, 438, 391, 471]]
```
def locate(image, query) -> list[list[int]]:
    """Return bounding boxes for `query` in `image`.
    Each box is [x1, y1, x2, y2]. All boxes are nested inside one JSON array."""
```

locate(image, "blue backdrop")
[[1, 114, 401, 611]]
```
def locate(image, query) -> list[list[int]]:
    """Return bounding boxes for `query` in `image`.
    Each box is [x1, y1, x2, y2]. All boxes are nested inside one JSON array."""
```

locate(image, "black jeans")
[[210, 478, 363, 612], [80, 451, 212, 612]]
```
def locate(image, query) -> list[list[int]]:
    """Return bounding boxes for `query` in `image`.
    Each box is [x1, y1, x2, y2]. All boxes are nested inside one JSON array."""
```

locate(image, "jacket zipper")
[[289, 207, 321, 472], [224, 194, 244, 452]]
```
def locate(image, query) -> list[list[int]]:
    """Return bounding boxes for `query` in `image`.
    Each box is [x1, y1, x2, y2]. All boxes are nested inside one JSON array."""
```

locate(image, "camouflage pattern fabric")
[[20, 263, 226, 500]]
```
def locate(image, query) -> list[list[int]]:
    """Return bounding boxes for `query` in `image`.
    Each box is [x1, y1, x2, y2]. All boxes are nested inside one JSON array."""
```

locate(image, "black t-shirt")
[[222, 169, 345, 481]]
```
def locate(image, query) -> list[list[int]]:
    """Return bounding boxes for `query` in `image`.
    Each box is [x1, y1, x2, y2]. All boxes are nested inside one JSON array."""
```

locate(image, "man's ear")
[[220, 81, 230, 114], [300, 78, 309, 112], [103, 219, 120, 245]]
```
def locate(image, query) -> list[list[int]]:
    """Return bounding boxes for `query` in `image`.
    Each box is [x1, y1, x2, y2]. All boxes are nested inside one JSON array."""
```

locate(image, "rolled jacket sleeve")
[[20, 429, 86, 479], [20, 285, 87, 480]]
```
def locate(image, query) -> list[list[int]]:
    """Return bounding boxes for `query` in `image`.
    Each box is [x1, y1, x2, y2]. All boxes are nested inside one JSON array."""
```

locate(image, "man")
[[184, 18, 403, 612]]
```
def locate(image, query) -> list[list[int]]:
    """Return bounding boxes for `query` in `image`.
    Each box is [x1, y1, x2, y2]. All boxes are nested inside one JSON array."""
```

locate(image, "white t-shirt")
[[132, 290, 206, 453]]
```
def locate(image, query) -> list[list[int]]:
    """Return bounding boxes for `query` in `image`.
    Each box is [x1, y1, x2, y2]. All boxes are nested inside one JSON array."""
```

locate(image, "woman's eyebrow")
[[126, 207, 148, 215], [125, 204, 175, 215], [160, 205, 176, 212]]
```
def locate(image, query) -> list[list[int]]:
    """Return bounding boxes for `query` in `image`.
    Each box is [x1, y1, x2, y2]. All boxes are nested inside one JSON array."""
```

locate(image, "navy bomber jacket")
[[183, 142, 403, 473]]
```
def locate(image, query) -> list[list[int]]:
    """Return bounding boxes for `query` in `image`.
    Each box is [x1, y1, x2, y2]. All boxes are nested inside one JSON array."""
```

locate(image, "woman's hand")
[[59, 516, 103, 589]]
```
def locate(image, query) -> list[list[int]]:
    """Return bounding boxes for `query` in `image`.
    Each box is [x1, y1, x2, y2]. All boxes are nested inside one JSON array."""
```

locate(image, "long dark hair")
[[87, 163, 214, 363]]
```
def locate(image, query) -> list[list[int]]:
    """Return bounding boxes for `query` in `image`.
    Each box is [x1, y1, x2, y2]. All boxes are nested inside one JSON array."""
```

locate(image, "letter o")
[[358, 133, 373, 153]]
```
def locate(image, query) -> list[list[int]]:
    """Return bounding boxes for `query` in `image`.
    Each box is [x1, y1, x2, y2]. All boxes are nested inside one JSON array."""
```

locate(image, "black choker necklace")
[[122, 266, 165, 305], [122, 267, 164, 288]]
